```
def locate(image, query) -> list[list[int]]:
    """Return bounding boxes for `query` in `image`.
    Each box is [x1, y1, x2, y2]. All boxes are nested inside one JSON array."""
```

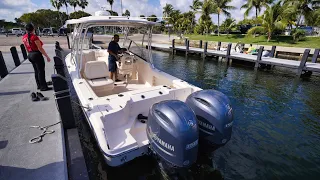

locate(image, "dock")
[[0, 44, 88, 180], [148, 41, 320, 77]]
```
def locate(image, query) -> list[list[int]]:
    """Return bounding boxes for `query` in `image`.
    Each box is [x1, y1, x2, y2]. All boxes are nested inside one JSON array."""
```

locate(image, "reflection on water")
[[70, 50, 320, 180]]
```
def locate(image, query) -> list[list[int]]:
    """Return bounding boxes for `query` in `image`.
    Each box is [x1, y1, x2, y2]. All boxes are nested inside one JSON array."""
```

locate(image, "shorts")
[[108, 56, 117, 72]]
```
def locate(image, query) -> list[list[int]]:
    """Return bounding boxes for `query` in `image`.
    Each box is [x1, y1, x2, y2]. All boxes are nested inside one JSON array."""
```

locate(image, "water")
[[70, 50, 320, 180]]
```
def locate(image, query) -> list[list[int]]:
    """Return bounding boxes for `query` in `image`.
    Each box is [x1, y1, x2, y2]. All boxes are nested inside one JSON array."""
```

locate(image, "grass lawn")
[[185, 34, 320, 49]]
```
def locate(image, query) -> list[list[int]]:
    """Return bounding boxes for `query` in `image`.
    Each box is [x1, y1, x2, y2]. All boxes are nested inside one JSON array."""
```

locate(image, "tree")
[[241, 0, 273, 19], [139, 15, 145, 19], [50, 0, 63, 26], [197, 0, 214, 35], [283, 0, 320, 26], [60, 0, 69, 15], [147, 15, 158, 22], [107, 0, 114, 12], [163, 3, 174, 19], [79, 0, 88, 10], [69, 0, 79, 11], [19, 9, 68, 28], [220, 18, 236, 34], [122, 9, 130, 16], [212, 0, 235, 36], [107, 10, 118, 16], [70, 11, 91, 19], [247, 1, 288, 41], [189, 0, 203, 32]]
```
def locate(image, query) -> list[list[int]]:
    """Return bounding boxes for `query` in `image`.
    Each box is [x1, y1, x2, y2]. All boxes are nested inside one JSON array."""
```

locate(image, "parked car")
[[39, 27, 59, 37]]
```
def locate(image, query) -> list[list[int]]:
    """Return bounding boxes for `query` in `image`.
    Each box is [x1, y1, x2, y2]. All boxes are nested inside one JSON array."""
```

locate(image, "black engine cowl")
[[185, 90, 233, 146], [147, 100, 199, 168]]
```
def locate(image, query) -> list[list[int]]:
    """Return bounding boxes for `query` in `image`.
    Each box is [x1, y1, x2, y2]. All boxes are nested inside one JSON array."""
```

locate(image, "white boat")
[[65, 12, 234, 169]]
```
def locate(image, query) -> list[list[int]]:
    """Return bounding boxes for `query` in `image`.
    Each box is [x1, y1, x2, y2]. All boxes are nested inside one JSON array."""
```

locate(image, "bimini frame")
[[66, 16, 158, 78]]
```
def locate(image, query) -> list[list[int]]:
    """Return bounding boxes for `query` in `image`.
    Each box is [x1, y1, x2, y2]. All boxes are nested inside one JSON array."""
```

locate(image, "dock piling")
[[54, 56, 66, 77], [270, 46, 276, 57], [52, 74, 76, 129], [10, 46, 20, 67], [186, 40, 190, 56], [203, 42, 208, 58], [217, 42, 221, 51], [172, 39, 175, 54], [20, 44, 28, 60], [255, 46, 264, 69], [225, 43, 232, 64], [297, 49, 311, 77], [199, 40, 202, 48], [311, 49, 319, 63], [0, 51, 8, 78]]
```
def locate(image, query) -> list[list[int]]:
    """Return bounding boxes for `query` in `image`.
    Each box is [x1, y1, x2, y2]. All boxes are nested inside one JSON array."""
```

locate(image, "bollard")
[[172, 39, 175, 54], [67, 35, 71, 49], [186, 40, 190, 56], [297, 49, 311, 77], [203, 42, 208, 58], [225, 43, 232, 64], [10, 46, 20, 67], [217, 42, 221, 51], [270, 46, 276, 57], [311, 49, 319, 63], [55, 49, 63, 59], [199, 40, 202, 48], [0, 51, 9, 78], [52, 74, 76, 129], [20, 44, 28, 60], [255, 46, 264, 69], [54, 56, 66, 77]]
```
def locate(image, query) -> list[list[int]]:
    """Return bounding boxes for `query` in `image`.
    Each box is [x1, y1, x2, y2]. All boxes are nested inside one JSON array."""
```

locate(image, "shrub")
[[292, 29, 306, 42]]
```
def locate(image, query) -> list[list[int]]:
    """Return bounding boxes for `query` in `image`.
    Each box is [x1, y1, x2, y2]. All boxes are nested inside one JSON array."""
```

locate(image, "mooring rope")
[[29, 121, 61, 144]]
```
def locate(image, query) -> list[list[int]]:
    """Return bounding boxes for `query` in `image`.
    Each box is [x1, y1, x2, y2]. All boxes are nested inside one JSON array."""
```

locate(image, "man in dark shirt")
[[107, 34, 123, 82]]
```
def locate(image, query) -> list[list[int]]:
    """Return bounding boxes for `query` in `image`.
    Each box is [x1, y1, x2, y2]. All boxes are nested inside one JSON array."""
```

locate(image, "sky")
[[0, 0, 260, 24]]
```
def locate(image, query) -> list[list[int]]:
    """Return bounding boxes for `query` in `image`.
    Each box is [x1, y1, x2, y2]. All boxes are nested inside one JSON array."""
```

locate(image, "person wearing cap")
[[22, 23, 51, 91], [107, 34, 125, 82]]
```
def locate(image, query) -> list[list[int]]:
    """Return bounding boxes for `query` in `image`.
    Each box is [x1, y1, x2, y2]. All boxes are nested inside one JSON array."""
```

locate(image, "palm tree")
[[211, 0, 235, 36], [163, 3, 174, 18], [189, 0, 203, 32], [283, 0, 320, 26], [69, 0, 79, 11], [107, 0, 114, 12], [50, 0, 63, 25], [122, 10, 130, 16], [198, 0, 215, 35], [60, 0, 69, 15], [79, 0, 88, 10], [247, 1, 288, 41], [241, 0, 273, 19]]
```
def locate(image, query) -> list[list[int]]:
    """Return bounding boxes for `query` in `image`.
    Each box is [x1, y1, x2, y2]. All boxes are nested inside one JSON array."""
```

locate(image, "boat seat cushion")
[[84, 61, 114, 93], [81, 51, 95, 78], [84, 61, 109, 79]]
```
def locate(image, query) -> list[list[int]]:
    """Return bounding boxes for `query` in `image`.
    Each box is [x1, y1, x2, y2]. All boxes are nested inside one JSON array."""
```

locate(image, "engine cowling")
[[146, 100, 199, 168], [185, 90, 233, 147]]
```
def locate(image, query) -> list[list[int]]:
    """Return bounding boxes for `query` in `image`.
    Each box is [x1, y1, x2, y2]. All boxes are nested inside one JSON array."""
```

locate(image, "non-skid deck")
[[0, 44, 68, 180], [149, 43, 320, 74]]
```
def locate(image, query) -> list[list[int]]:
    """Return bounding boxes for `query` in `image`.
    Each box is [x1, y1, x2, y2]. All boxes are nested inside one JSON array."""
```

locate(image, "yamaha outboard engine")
[[147, 100, 199, 178], [186, 89, 233, 149]]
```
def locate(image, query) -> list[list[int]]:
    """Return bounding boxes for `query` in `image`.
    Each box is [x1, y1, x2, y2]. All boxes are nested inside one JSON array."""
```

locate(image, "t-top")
[[22, 33, 43, 52], [107, 41, 120, 61]]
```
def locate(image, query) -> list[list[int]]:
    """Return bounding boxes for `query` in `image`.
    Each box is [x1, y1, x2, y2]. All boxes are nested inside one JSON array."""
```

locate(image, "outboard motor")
[[147, 100, 199, 177], [185, 89, 233, 148]]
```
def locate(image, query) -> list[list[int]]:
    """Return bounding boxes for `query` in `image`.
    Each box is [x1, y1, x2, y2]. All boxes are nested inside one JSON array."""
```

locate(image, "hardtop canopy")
[[66, 16, 159, 27]]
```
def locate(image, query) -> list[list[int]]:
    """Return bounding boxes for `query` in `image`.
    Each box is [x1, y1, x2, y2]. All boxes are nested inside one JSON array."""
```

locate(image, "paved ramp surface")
[[0, 44, 67, 180]]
